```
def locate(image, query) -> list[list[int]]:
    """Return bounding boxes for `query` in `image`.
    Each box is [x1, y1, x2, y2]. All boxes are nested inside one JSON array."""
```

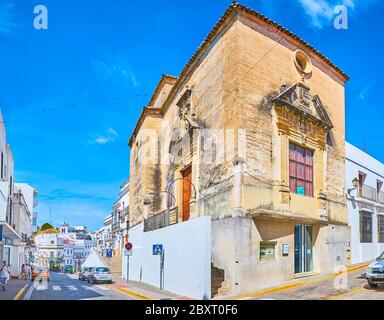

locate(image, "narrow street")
[[22, 272, 137, 300]]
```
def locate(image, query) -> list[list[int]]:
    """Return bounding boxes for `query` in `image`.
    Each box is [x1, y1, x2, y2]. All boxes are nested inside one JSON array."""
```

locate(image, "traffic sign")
[[124, 250, 133, 256], [152, 244, 163, 256], [106, 249, 113, 258], [125, 242, 133, 251]]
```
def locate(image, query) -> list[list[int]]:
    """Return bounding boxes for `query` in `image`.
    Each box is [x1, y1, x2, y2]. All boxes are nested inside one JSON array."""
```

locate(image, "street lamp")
[[143, 198, 152, 220], [348, 177, 360, 195]]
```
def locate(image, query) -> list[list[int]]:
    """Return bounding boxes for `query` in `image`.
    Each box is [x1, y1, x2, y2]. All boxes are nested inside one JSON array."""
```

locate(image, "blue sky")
[[0, 0, 382, 231]]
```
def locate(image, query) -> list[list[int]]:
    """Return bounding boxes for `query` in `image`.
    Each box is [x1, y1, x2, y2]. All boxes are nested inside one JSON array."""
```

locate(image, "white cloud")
[[108, 128, 118, 137], [0, 1, 16, 34], [91, 55, 140, 88], [92, 127, 118, 145], [357, 81, 374, 101], [95, 136, 110, 144], [297, 0, 378, 28]]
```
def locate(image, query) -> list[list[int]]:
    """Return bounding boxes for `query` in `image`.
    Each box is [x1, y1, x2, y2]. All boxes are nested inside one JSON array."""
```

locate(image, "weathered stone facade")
[[128, 3, 350, 296]]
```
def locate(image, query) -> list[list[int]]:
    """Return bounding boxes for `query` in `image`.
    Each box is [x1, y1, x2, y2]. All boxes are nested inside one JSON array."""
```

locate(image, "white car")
[[87, 267, 113, 284]]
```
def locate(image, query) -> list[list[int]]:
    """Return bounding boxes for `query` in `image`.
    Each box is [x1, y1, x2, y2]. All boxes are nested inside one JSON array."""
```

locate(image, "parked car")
[[32, 266, 50, 282], [366, 251, 384, 288], [79, 267, 93, 281], [87, 267, 113, 284], [64, 265, 74, 274]]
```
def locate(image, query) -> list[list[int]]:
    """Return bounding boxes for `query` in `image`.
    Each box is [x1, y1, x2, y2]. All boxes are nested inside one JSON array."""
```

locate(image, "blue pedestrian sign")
[[152, 244, 163, 256], [106, 249, 113, 258]]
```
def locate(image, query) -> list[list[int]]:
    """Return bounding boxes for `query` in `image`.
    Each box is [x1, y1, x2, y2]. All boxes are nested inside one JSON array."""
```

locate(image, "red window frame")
[[289, 143, 314, 197]]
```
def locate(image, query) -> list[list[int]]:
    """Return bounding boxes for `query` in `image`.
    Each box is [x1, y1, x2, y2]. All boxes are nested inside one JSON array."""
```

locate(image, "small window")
[[378, 215, 384, 243], [360, 211, 373, 243], [377, 181, 383, 204]]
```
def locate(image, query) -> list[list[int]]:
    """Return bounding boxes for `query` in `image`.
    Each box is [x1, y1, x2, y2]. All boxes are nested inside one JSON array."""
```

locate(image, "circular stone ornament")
[[294, 49, 312, 74]]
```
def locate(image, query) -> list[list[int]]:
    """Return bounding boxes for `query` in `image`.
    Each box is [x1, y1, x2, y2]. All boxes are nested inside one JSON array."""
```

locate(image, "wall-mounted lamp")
[[143, 198, 152, 220], [348, 177, 359, 195]]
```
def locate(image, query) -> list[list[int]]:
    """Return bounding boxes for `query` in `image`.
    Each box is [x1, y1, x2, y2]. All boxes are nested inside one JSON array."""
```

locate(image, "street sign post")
[[152, 244, 164, 290], [125, 243, 133, 284], [152, 244, 163, 256], [125, 242, 133, 251], [106, 249, 113, 269]]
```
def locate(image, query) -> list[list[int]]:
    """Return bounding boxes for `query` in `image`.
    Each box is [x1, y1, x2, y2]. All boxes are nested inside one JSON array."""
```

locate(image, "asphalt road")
[[23, 272, 136, 300]]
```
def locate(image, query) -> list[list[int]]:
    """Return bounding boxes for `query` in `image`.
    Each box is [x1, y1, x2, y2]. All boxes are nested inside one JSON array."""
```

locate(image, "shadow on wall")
[[254, 218, 293, 241]]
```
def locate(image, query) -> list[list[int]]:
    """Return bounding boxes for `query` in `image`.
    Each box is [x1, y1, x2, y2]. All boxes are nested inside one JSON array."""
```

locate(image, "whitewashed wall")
[[346, 142, 384, 264], [122, 216, 211, 300]]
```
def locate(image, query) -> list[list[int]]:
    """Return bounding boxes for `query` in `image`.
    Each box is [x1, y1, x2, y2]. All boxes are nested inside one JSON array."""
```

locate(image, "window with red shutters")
[[289, 143, 314, 197]]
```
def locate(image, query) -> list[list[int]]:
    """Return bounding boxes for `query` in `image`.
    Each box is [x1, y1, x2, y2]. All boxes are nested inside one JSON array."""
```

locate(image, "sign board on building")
[[282, 244, 289, 256], [296, 186, 305, 196], [152, 244, 163, 256], [106, 249, 113, 258]]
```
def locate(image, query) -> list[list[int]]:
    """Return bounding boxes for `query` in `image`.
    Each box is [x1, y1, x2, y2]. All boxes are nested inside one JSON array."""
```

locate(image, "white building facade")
[[96, 214, 112, 256], [34, 233, 64, 267], [0, 112, 35, 277], [346, 142, 384, 264], [57, 223, 94, 270], [111, 179, 129, 256], [10, 184, 37, 276]]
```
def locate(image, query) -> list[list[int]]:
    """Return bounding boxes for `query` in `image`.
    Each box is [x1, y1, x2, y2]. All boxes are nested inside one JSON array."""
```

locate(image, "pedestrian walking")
[[0, 260, 10, 291], [27, 264, 32, 280], [23, 264, 29, 280]]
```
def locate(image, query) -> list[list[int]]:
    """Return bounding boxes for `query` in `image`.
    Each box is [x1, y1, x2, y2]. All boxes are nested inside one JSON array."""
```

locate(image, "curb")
[[13, 284, 28, 301], [115, 287, 152, 300], [232, 263, 369, 300]]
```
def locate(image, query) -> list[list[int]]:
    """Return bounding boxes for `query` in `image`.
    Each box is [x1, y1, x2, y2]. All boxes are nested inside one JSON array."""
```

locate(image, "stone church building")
[[127, 3, 350, 297]]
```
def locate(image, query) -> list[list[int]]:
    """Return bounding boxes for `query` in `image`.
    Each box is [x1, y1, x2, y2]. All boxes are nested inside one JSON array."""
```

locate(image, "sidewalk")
[[110, 276, 192, 300], [215, 262, 370, 300], [0, 278, 30, 300]]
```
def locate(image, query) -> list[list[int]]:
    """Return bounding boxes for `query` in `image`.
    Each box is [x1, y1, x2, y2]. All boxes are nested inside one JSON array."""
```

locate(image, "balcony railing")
[[361, 185, 377, 202], [379, 191, 384, 205], [112, 222, 120, 231], [144, 207, 178, 232]]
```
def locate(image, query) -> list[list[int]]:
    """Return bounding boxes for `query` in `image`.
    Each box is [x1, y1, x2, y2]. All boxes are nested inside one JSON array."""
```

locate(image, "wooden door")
[[182, 167, 192, 222]]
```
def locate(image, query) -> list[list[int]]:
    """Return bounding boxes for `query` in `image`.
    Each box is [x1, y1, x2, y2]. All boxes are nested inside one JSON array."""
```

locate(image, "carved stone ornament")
[[272, 82, 334, 130]]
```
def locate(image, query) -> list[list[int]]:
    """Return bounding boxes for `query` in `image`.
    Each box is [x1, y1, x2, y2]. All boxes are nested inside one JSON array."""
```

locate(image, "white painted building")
[[10, 184, 37, 276], [57, 223, 95, 269], [96, 214, 112, 256], [111, 179, 129, 256], [0, 112, 19, 272], [63, 239, 74, 267], [0, 112, 35, 277], [34, 233, 64, 267], [346, 142, 384, 264]]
